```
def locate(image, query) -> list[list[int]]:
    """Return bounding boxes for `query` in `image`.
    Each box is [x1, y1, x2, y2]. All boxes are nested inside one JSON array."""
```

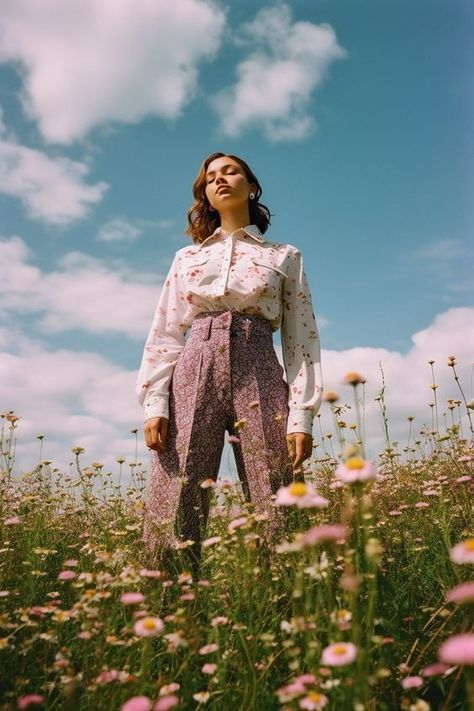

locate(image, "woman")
[[136, 152, 323, 574]]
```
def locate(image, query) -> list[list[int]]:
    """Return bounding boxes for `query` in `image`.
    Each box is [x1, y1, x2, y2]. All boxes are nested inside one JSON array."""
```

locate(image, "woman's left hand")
[[286, 432, 313, 477]]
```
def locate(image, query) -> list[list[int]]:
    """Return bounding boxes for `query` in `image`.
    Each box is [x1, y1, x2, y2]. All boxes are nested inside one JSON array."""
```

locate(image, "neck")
[[218, 206, 251, 234]]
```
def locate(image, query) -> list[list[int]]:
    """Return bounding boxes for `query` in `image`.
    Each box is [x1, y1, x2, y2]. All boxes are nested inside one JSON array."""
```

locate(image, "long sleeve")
[[281, 248, 323, 435], [136, 253, 189, 422]]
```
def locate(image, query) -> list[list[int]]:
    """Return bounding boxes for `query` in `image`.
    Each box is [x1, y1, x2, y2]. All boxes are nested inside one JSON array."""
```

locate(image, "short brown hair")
[[185, 152, 273, 244]]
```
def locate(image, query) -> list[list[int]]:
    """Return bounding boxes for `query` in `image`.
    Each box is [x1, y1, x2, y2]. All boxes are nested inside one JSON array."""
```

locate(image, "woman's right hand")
[[144, 417, 169, 453]]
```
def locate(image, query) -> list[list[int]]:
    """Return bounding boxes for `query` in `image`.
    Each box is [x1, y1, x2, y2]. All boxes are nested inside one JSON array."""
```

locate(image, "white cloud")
[[0, 136, 108, 225], [0, 235, 167, 338], [310, 307, 474, 457], [0, 106, 6, 135], [97, 217, 177, 243], [411, 239, 465, 262], [210, 4, 348, 142], [0, 0, 226, 144], [97, 217, 142, 243], [400, 238, 474, 298], [1, 337, 142, 476]]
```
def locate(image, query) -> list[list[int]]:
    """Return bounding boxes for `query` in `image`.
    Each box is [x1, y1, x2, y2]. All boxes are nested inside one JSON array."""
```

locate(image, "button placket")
[[222, 235, 233, 295], [206, 241, 224, 297]]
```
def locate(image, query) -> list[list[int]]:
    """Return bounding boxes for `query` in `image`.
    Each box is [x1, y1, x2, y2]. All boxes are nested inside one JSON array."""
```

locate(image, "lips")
[[216, 185, 231, 194]]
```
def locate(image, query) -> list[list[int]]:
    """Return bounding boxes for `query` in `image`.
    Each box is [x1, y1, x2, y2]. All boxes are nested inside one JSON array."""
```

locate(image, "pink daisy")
[[120, 592, 145, 605], [401, 676, 423, 689], [158, 683, 180, 696], [421, 662, 450, 677], [4, 516, 21, 525], [202, 536, 221, 548], [228, 516, 248, 531], [139, 569, 162, 579], [275, 482, 328, 509], [334, 457, 377, 483], [133, 616, 164, 637], [17, 695, 45, 709], [121, 697, 152, 711], [154, 696, 179, 711], [321, 642, 357, 666], [446, 581, 474, 604], [299, 692, 329, 710], [275, 680, 307, 697], [299, 524, 347, 547], [202, 663, 217, 674], [450, 539, 474, 564], [96, 669, 120, 684], [294, 673, 317, 685], [438, 633, 474, 666]]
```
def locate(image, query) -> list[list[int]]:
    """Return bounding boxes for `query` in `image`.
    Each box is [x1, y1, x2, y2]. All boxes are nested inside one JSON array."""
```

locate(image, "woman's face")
[[204, 156, 256, 213]]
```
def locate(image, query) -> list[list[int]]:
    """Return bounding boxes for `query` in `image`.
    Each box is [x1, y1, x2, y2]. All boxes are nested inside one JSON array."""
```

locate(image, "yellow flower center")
[[288, 482, 307, 497], [346, 457, 365, 469], [308, 692, 323, 702], [333, 644, 348, 655], [143, 618, 157, 629], [465, 538, 474, 551], [344, 371, 364, 384]]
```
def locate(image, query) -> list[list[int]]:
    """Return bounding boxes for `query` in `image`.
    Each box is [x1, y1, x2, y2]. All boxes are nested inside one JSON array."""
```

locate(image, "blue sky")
[[1, 0, 473, 475]]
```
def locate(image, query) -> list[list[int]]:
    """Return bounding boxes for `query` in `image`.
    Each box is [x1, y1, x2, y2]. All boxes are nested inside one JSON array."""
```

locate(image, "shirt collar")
[[198, 223, 266, 248]]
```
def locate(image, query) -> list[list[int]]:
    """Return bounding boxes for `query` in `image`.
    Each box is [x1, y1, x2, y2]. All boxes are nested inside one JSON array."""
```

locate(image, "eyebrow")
[[206, 163, 239, 177]]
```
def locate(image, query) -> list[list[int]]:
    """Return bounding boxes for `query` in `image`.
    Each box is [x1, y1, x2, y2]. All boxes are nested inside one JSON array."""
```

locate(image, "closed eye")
[[206, 168, 237, 183]]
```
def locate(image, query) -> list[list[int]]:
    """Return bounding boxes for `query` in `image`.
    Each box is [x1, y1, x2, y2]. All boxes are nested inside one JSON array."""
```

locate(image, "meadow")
[[0, 360, 473, 710]]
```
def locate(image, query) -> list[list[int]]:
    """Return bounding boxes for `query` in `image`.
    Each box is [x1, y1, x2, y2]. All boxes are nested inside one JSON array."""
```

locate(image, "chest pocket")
[[250, 258, 288, 278], [249, 257, 287, 296], [183, 257, 220, 294]]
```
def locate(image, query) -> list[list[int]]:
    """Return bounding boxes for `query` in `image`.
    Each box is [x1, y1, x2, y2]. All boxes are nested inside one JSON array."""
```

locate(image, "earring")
[[249, 192, 255, 200]]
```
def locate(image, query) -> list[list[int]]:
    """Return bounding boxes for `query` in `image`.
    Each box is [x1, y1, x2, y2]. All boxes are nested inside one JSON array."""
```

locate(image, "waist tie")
[[190, 310, 273, 342]]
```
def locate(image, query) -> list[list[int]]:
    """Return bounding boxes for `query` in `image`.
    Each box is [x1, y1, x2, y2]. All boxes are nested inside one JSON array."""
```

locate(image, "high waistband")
[[190, 310, 272, 341]]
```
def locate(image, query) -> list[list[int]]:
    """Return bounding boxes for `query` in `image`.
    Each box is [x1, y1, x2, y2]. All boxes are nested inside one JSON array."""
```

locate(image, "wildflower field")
[[1, 362, 473, 711]]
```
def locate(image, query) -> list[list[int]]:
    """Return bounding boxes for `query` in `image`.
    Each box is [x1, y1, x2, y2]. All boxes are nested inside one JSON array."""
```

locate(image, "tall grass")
[[0, 359, 473, 710]]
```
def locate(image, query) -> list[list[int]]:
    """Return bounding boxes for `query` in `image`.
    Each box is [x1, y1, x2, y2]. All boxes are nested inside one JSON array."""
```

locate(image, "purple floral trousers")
[[141, 309, 294, 568]]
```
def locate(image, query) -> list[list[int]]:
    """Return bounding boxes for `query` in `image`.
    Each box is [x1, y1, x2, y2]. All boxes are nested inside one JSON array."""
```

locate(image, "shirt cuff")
[[286, 408, 314, 436], [144, 396, 169, 422]]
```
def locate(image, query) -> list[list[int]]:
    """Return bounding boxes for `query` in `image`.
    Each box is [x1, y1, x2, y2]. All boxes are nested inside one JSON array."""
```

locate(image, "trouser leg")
[[228, 329, 294, 548], [141, 327, 227, 574]]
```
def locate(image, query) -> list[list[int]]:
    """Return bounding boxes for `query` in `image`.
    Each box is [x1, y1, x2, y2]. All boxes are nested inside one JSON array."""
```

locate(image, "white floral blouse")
[[136, 224, 323, 435]]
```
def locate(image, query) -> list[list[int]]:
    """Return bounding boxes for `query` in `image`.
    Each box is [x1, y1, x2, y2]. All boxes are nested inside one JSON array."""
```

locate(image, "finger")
[[286, 434, 296, 459], [161, 419, 168, 448], [157, 433, 166, 453], [144, 423, 155, 450], [155, 419, 168, 452], [293, 440, 306, 471], [149, 422, 162, 452]]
